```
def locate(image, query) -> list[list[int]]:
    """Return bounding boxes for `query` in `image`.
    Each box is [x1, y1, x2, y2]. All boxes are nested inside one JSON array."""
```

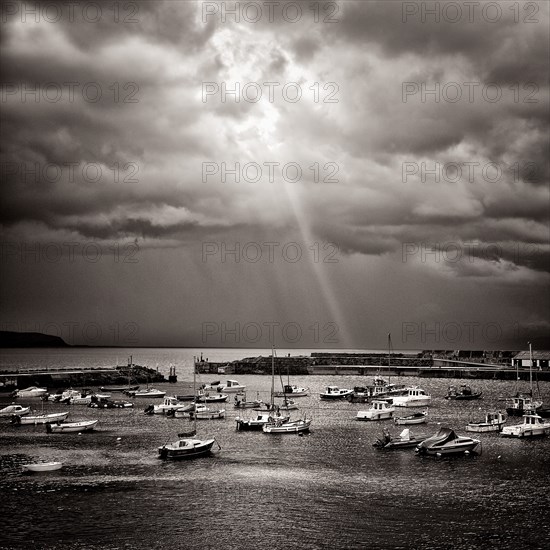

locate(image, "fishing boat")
[[415, 427, 481, 456], [391, 387, 431, 408], [158, 356, 219, 460], [234, 393, 263, 409], [12, 411, 69, 425], [128, 388, 166, 398], [320, 386, 353, 400], [12, 386, 48, 398], [506, 394, 543, 416], [100, 385, 139, 392], [22, 462, 63, 472], [373, 428, 428, 449], [357, 400, 395, 421], [500, 412, 550, 438], [217, 380, 246, 393], [235, 412, 289, 431], [0, 404, 30, 417], [445, 384, 483, 400], [466, 411, 506, 433], [394, 410, 428, 425], [263, 418, 311, 434], [151, 396, 190, 415], [507, 343, 543, 416], [46, 420, 99, 433], [273, 384, 309, 398], [196, 390, 229, 403], [190, 404, 225, 420]]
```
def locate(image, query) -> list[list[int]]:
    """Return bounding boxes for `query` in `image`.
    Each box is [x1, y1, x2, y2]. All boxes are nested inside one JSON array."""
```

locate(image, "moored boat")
[[391, 387, 431, 408], [151, 396, 190, 415], [500, 413, 550, 438], [415, 427, 481, 456], [12, 411, 70, 425], [394, 410, 428, 425], [466, 411, 506, 432], [263, 417, 311, 434], [46, 420, 98, 433], [234, 393, 263, 409], [191, 405, 225, 420], [445, 384, 483, 400], [273, 385, 309, 398], [12, 386, 48, 398], [128, 388, 166, 398], [0, 404, 30, 417], [506, 394, 542, 417], [22, 462, 63, 472], [196, 390, 229, 403], [373, 428, 428, 449], [217, 380, 246, 393], [158, 436, 216, 460], [357, 400, 395, 421], [320, 386, 353, 400], [235, 412, 289, 431]]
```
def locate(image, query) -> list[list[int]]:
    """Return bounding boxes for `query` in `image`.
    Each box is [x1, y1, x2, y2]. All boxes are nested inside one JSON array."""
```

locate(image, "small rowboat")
[[394, 410, 428, 425], [12, 412, 69, 425], [0, 404, 30, 417], [46, 420, 98, 433], [22, 462, 63, 472], [263, 418, 311, 434]]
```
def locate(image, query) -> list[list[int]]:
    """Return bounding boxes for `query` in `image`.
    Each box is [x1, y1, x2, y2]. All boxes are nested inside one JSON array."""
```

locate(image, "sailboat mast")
[[271, 346, 275, 409], [388, 333, 391, 384], [528, 342, 533, 397], [193, 356, 197, 432]]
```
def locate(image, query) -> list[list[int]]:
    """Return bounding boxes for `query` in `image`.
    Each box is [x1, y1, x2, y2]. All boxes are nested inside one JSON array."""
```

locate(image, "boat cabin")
[[371, 400, 392, 411], [225, 380, 241, 388]]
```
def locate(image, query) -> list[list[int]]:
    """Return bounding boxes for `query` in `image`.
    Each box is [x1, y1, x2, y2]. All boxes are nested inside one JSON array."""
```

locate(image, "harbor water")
[[1, 348, 549, 549]]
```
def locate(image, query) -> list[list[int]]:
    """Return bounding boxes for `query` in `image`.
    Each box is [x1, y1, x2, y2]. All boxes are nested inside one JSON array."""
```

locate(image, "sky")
[[0, 0, 549, 349]]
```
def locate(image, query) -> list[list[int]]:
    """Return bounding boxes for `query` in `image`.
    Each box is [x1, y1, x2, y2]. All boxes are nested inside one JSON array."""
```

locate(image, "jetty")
[[196, 350, 550, 382], [0, 364, 166, 391]]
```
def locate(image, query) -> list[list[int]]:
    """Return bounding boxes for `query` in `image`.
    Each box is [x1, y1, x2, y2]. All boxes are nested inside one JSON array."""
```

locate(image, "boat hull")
[[158, 439, 215, 460], [263, 419, 311, 433], [13, 412, 69, 425], [357, 411, 394, 421], [394, 415, 427, 425], [47, 420, 98, 433], [465, 423, 504, 433], [392, 398, 431, 408], [22, 462, 63, 472], [0, 405, 30, 417]]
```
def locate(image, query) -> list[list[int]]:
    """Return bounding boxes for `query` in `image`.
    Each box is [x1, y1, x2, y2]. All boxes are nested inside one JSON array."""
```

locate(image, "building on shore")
[[512, 351, 550, 370]]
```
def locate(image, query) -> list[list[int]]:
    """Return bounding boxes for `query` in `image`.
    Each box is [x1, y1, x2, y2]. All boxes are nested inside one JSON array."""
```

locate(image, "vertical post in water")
[[529, 342, 533, 394]]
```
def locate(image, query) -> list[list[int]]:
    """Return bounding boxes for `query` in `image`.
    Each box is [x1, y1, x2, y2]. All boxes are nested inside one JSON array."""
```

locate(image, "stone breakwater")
[[0, 364, 166, 391], [196, 353, 550, 381]]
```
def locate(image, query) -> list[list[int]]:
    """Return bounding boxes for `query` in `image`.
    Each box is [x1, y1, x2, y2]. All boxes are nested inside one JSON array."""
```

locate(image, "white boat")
[[357, 400, 395, 421], [12, 411, 69, 425], [22, 462, 63, 472], [500, 413, 550, 438], [320, 386, 353, 400], [415, 427, 481, 456], [128, 388, 166, 398], [466, 411, 506, 433], [391, 387, 431, 408], [373, 428, 428, 449], [47, 420, 99, 433], [234, 393, 263, 409], [158, 356, 219, 460], [191, 405, 225, 420], [152, 396, 189, 415], [277, 399, 299, 411], [218, 380, 246, 393], [235, 412, 289, 431], [394, 410, 428, 425], [263, 418, 311, 434], [159, 436, 216, 460], [13, 386, 48, 398], [273, 384, 309, 398], [196, 390, 229, 403], [0, 404, 30, 417]]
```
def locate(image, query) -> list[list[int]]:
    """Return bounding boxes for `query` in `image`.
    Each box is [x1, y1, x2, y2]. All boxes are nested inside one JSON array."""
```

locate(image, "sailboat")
[[506, 342, 542, 416], [158, 356, 219, 460], [273, 363, 309, 397], [263, 347, 311, 434], [377, 334, 407, 398]]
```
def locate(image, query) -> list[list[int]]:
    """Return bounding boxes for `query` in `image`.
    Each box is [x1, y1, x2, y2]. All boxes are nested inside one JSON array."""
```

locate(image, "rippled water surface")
[[1, 349, 549, 549]]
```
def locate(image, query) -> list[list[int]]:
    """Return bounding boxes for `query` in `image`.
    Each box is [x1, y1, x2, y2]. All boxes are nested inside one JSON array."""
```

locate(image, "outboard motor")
[[11, 414, 21, 425], [144, 404, 154, 415]]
